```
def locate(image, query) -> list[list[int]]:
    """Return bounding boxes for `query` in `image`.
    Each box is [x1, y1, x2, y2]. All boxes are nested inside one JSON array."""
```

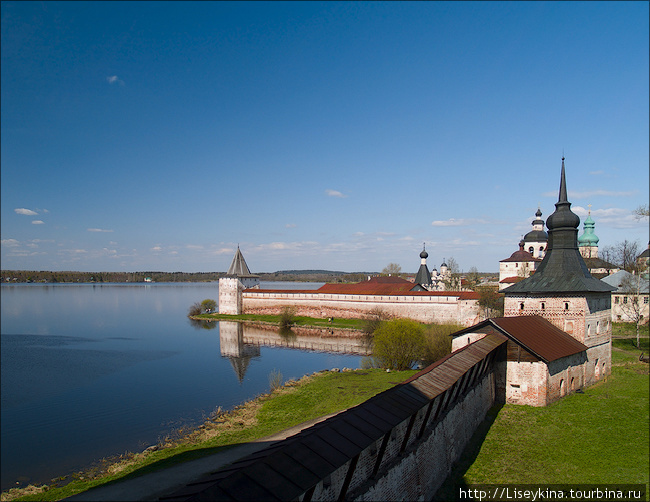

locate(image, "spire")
[[503, 157, 613, 294]]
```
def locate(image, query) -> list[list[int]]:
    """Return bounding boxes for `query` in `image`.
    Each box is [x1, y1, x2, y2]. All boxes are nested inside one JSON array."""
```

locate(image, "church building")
[[452, 158, 615, 406], [523, 207, 548, 259]]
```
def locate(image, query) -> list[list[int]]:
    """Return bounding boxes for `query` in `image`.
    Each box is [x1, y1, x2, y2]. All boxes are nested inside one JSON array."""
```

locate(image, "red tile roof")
[[452, 315, 587, 362], [246, 276, 481, 300]]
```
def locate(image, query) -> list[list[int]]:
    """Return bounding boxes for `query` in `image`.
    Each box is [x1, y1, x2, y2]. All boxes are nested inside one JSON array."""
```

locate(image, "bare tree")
[[618, 274, 649, 349], [633, 204, 649, 219], [381, 263, 402, 276], [611, 240, 640, 272]]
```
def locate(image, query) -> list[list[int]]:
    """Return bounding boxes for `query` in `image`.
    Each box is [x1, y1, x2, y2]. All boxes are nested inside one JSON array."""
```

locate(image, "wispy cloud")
[[106, 75, 125, 86], [431, 218, 488, 227], [1, 238, 20, 247], [87, 228, 113, 233], [31, 220, 45, 225], [542, 189, 637, 199], [573, 205, 646, 229], [286, 223, 297, 228], [589, 170, 605, 176], [14, 208, 38, 216], [325, 189, 347, 198]]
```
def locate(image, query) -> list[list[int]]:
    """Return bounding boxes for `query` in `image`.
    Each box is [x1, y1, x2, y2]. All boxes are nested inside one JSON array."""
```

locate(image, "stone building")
[[601, 270, 649, 323], [452, 158, 614, 406], [498, 240, 542, 291], [577, 207, 619, 278], [413, 245, 453, 291], [523, 207, 548, 258], [217, 246, 260, 315]]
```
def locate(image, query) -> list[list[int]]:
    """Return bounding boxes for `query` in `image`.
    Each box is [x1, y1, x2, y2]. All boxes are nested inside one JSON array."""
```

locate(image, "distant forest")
[[0, 270, 377, 284]]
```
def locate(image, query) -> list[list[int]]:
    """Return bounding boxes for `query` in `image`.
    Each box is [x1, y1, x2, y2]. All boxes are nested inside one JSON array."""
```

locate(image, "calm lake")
[[0, 282, 365, 491]]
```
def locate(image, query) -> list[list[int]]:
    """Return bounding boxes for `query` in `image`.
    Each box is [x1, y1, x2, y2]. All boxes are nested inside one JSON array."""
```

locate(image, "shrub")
[[201, 299, 217, 313], [187, 302, 202, 317], [362, 307, 387, 336], [372, 318, 427, 370], [421, 323, 461, 365], [269, 369, 283, 391], [279, 307, 296, 329]]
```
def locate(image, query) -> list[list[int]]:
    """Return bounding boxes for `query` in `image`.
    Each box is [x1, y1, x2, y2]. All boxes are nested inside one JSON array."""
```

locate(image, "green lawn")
[[436, 347, 649, 499], [195, 312, 368, 330]]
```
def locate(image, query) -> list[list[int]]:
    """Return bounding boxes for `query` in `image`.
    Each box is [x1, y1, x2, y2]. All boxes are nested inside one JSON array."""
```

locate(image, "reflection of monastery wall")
[[235, 323, 371, 355], [242, 290, 481, 327]]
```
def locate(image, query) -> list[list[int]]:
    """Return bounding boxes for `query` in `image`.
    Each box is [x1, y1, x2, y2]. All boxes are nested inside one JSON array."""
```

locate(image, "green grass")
[[4, 368, 416, 502], [194, 312, 368, 330], [436, 358, 649, 499]]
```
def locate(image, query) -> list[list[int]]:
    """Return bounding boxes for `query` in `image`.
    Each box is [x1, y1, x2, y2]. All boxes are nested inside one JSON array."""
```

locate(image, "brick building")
[[453, 158, 615, 406]]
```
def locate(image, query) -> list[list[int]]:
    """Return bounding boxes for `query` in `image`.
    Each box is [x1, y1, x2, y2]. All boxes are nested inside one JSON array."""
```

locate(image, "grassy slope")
[[4, 369, 416, 502], [437, 327, 649, 499]]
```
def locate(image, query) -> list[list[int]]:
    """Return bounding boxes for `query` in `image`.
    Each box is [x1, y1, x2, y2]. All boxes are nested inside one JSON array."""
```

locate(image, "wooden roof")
[[452, 315, 587, 363], [160, 334, 506, 501]]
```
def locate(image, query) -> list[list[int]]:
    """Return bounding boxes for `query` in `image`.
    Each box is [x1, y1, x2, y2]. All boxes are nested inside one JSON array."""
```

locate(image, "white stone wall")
[[241, 291, 482, 326], [218, 277, 242, 314]]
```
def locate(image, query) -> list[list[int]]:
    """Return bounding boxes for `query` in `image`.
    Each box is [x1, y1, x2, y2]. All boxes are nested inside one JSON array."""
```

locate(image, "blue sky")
[[2, 1, 648, 274]]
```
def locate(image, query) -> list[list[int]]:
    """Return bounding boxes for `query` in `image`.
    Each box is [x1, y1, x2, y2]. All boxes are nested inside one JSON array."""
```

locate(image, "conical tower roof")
[[227, 246, 258, 278], [504, 158, 613, 294]]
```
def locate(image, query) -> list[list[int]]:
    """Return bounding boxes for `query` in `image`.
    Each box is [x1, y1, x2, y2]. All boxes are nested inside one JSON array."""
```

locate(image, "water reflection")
[[218, 321, 371, 383]]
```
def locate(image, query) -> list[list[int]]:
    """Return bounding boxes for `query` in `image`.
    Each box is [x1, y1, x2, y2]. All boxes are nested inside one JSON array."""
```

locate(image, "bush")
[[201, 299, 217, 313], [187, 302, 202, 317], [372, 318, 427, 370], [362, 307, 387, 336], [421, 323, 460, 365], [279, 307, 296, 330], [269, 369, 283, 391]]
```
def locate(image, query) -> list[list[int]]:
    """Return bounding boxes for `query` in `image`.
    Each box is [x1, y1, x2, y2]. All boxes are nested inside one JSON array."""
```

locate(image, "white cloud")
[[87, 228, 114, 232], [107, 75, 125, 86], [325, 189, 347, 198], [286, 223, 297, 228], [186, 244, 204, 250], [31, 220, 45, 225], [431, 218, 487, 227], [151, 246, 162, 252], [15, 208, 38, 216], [542, 189, 637, 199], [589, 170, 605, 176], [1, 239, 20, 247]]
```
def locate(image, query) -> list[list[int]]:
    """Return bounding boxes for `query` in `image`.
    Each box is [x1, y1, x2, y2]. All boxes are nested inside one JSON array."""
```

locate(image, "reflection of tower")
[[219, 321, 260, 383]]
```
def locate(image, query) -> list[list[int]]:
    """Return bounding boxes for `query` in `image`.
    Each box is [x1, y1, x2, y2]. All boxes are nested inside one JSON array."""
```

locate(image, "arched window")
[[520, 302, 525, 310], [560, 379, 565, 397], [541, 302, 545, 310], [565, 302, 570, 310], [528, 246, 534, 254]]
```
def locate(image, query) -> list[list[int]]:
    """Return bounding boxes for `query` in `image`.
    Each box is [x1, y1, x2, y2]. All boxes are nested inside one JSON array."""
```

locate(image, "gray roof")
[[226, 247, 258, 278], [414, 263, 432, 286], [601, 270, 649, 293], [504, 159, 614, 295]]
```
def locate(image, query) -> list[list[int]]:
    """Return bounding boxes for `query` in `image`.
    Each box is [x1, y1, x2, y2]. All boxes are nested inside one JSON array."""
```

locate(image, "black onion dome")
[[504, 158, 613, 294], [420, 249, 428, 259], [524, 229, 548, 242]]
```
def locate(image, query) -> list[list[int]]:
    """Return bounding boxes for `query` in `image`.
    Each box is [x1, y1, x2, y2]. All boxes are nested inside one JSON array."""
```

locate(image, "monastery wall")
[[162, 336, 504, 502], [242, 291, 481, 326]]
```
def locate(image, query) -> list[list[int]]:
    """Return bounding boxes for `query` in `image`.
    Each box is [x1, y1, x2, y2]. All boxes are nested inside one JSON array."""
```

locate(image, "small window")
[[615, 297, 620, 304], [564, 302, 569, 310], [623, 297, 628, 304], [528, 246, 534, 253], [516, 263, 519, 268], [617, 315, 621, 320], [541, 302, 545, 310], [644, 297, 649, 304], [520, 302, 525, 310]]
